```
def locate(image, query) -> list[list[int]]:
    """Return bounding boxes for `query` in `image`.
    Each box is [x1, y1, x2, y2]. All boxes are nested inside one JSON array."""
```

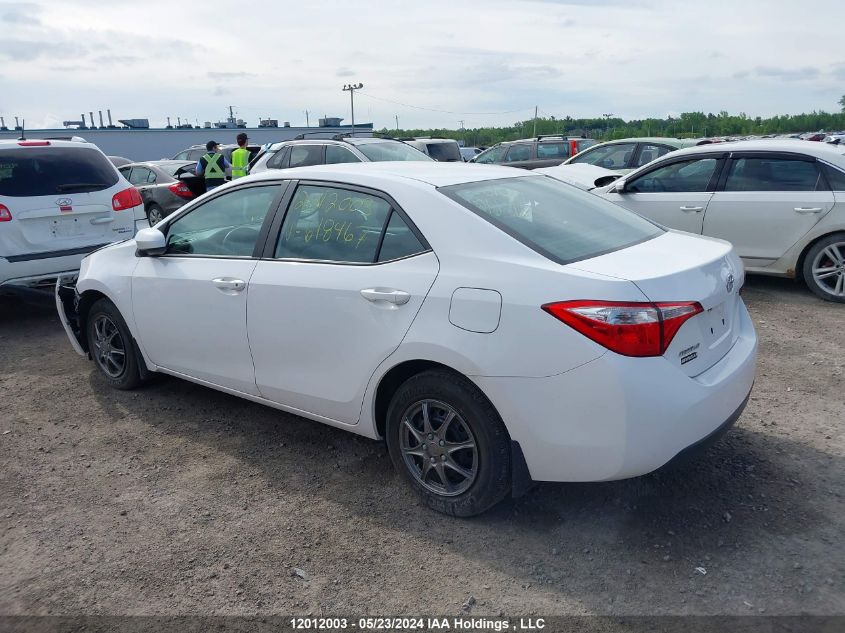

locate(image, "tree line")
[[377, 98, 845, 147]]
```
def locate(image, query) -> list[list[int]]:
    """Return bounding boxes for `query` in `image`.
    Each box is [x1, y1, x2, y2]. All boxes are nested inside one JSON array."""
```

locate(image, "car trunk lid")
[[567, 230, 744, 376]]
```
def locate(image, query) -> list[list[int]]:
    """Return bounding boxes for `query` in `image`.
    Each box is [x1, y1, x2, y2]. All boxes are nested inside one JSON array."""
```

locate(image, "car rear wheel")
[[86, 298, 143, 389], [385, 370, 511, 517], [147, 204, 164, 226], [802, 233, 845, 303]]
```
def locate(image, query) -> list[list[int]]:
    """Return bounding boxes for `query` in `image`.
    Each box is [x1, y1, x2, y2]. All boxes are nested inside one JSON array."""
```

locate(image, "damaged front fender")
[[55, 274, 87, 357]]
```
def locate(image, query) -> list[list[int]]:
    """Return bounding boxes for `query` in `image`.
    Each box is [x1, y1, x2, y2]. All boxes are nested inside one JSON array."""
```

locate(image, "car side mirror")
[[135, 227, 167, 256], [611, 181, 627, 193]]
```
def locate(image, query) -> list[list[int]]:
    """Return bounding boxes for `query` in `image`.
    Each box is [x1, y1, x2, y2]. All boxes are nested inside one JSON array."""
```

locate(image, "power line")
[[356, 91, 533, 116]]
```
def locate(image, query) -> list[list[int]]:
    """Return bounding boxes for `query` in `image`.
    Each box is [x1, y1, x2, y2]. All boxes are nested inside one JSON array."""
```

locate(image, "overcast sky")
[[1, 0, 844, 130]]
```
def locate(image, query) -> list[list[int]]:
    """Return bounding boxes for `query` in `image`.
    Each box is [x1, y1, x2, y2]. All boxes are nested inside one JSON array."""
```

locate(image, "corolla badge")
[[55, 198, 72, 206]]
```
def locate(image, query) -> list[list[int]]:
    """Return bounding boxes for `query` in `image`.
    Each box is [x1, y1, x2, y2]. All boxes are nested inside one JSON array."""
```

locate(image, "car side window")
[[189, 149, 205, 161], [118, 166, 131, 179], [474, 146, 507, 164], [165, 185, 279, 257], [289, 146, 323, 168], [266, 148, 289, 169], [325, 145, 362, 164], [724, 157, 823, 192], [821, 163, 845, 191], [128, 167, 152, 185], [627, 158, 718, 193], [173, 151, 189, 160], [572, 142, 636, 169], [634, 144, 674, 168], [504, 144, 532, 162], [274, 185, 391, 263], [536, 143, 568, 159], [377, 211, 426, 262]]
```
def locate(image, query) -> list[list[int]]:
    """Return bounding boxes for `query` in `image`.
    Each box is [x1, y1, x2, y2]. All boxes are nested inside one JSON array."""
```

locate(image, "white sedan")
[[57, 163, 757, 516], [594, 140, 845, 302]]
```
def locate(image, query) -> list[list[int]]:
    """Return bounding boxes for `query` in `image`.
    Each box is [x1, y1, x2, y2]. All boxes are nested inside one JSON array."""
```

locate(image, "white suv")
[[0, 139, 143, 291]]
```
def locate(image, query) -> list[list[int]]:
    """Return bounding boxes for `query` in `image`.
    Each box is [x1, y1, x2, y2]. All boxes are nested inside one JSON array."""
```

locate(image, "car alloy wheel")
[[147, 205, 164, 226], [399, 399, 479, 497], [811, 240, 845, 298], [92, 314, 126, 378]]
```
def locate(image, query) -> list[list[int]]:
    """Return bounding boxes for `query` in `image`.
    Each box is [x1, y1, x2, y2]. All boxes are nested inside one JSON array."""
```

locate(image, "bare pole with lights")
[[342, 83, 363, 136]]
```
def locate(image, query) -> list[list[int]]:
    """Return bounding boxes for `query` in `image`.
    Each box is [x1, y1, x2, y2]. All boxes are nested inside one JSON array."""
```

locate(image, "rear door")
[[0, 145, 132, 259], [247, 181, 439, 424], [501, 143, 535, 169], [604, 154, 725, 234], [126, 166, 157, 208], [703, 152, 834, 263]]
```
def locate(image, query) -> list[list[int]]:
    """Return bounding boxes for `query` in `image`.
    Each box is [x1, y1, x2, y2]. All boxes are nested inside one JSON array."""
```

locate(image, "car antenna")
[[19, 119, 26, 141]]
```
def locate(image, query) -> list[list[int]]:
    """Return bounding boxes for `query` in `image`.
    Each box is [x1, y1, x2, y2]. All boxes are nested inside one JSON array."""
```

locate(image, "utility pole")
[[532, 106, 538, 137], [395, 114, 399, 131], [305, 110, 310, 127], [342, 83, 363, 136], [603, 113, 613, 139]]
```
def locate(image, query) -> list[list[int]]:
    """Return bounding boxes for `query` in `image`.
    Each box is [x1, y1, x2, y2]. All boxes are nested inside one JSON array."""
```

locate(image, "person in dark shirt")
[[196, 140, 230, 191]]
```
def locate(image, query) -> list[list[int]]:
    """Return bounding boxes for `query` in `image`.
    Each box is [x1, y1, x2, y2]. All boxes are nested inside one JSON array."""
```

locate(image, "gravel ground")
[[0, 276, 843, 617]]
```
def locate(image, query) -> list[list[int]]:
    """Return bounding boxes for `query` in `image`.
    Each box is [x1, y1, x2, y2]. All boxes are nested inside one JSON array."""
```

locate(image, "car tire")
[[146, 204, 164, 226], [385, 370, 511, 517], [86, 298, 143, 390], [802, 232, 845, 303]]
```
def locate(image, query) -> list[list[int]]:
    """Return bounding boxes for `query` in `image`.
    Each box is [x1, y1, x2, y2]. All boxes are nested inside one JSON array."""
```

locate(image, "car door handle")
[[212, 277, 246, 291], [794, 207, 823, 214], [679, 206, 704, 212], [360, 288, 411, 305]]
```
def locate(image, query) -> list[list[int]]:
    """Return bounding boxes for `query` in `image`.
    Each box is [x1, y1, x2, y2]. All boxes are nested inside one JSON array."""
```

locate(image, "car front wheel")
[[803, 233, 845, 303], [385, 370, 511, 517], [86, 298, 143, 390], [146, 204, 164, 226]]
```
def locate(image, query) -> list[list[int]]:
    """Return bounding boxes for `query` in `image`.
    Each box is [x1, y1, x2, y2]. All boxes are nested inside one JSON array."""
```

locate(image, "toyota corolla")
[[57, 163, 757, 516]]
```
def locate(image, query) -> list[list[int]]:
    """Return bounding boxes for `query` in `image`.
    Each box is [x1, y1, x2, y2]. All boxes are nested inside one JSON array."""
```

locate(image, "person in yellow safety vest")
[[195, 140, 231, 191], [231, 132, 253, 180]]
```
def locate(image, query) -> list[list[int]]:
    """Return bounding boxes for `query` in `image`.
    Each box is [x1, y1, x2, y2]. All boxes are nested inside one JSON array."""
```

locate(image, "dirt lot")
[[0, 277, 843, 617]]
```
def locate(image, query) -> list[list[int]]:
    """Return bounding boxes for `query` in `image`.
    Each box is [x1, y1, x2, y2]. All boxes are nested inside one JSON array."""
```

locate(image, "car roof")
[[243, 161, 526, 188], [663, 138, 845, 163], [0, 139, 101, 150], [124, 160, 193, 168], [267, 137, 404, 150], [590, 137, 699, 148], [408, 138, 459, 144]]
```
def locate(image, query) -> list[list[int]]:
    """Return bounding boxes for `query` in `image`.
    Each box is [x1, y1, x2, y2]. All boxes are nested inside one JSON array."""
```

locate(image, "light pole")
[[342, 82, 363, 136], [603, 113, 613, 139]]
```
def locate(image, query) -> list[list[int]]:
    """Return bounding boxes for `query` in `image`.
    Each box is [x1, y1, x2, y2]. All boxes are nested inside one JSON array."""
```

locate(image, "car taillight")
[[0, 204, 11, 221], [542, 300, 703, 357], [168, 182, 194, 199], [112, 187, 143, 211], [18, 140, 50, 146]]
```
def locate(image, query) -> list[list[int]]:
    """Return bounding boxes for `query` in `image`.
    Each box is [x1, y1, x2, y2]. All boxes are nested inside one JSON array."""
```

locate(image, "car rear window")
[[425, 142, 462, 162], [440, 175, 663, 265], [0, 147, 119, 197], [356, 141, 432, 162]]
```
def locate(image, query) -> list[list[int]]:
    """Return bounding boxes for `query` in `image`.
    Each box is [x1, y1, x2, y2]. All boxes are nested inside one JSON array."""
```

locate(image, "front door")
[[248, 182, 439, 424], [132, 183, 284, 394], [604, 155, 724, 234], [703, 153, 834, 263]]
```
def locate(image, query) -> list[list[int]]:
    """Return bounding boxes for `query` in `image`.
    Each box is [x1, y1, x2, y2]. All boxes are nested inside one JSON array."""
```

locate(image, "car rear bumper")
[[0, 246, 109, 289], [474, 300, 758, 482]]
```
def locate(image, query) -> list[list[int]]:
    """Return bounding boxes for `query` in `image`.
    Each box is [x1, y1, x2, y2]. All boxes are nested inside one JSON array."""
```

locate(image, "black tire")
[[85, 298, 143, 390], [385, 370, 511, 517], [801, 232, 845, 303], [146, 203, 164, 226]]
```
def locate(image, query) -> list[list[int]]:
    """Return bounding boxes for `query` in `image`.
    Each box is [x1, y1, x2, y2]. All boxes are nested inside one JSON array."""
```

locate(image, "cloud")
[[1, 2, 41, 24], [335, 67, 355, 77], [0, 38, 86, 61], [752, 65, 819, 81], [207, 71, 256, 80], [212, 86, 230, 96]]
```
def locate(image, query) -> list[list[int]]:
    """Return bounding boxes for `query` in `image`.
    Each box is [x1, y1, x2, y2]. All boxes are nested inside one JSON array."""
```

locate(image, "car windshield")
[[356, 141, 432, 162], [0, 147, 119, 197], [440, 175, 663, 265]]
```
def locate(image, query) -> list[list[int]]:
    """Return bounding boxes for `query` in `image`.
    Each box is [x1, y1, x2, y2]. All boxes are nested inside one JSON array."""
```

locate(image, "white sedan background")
[[57, 163, 757, 516]]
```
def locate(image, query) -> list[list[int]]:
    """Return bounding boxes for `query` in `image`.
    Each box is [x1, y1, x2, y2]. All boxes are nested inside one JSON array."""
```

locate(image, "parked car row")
[[543, 140, 845, 302]]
